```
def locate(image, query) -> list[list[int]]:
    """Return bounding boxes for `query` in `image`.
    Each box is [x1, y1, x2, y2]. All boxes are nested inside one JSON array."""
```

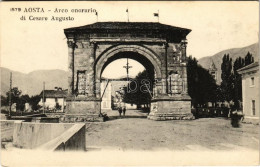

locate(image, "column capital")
[[181, 39, 188, 48], [89, 41, 97, 47], [180, 39, 188, 62], [67, 39, 77, 48], [163, 42, 169, 49], [89, 41, 99, 50]]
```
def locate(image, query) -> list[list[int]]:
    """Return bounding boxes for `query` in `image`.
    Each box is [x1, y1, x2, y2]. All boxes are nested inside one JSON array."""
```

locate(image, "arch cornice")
[[95, 44, 162, 80]]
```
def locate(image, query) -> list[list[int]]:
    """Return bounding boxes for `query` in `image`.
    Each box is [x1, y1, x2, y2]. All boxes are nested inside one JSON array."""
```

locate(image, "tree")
[[55, 102, 61, 110], [220, 54, 234, 103], [123, 70, 153, 109], [6, 87, 22, 110], [232, 53, 254, 109], [29, 95, 41, 111], [187, 56, 199, 106], [4, 88, 42, 112], [1, 95, 8, 106], [216, 85, 224, 103], [233, 57, 245, 109], [187, 56, 218, 107], [245, 52, 254, 66], [18, 94, 30, 111]]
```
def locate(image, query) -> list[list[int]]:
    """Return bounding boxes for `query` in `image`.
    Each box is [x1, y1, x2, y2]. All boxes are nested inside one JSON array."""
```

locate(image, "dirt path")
[[85, 110, 259, 151]]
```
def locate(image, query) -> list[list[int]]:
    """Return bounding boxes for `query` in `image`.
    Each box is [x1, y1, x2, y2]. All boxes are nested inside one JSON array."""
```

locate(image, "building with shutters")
[[237, 62, 259, 123]]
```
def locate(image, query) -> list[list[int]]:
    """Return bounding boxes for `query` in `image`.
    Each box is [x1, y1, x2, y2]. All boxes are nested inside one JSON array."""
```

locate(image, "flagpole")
[[158, 10, 159, 22], [96, 12, 98, 22], [127, 8, 129, 22]]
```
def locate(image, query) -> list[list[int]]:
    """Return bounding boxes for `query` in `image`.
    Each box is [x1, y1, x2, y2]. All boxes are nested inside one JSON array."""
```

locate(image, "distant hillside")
[[198, 43, 259, 84], [1, 67, 68, 96], [1, 43, 258, 95]]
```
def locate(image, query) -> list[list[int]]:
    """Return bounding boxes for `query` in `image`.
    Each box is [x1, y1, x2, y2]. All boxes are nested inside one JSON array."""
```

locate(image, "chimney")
[[54, 87, 62, 91]]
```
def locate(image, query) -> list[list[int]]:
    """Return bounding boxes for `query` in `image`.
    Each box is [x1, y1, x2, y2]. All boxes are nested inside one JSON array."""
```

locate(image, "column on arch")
[[181, 63, 188, 94], [180, 39, 188, 95], [155, 78, 165, 96], [86, 42, 96, 97], [95, 79, 101, 98], [164, 43, 169, 94], [67, 39, 77, 95]]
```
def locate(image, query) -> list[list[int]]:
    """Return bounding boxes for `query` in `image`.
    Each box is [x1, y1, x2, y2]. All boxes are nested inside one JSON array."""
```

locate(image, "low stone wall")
[[31, 117, 59, 123], [37, 123, 86, 151], [192, 107, 230, 118], [46, 113, 104, 122], [7, 116, 33, 122], [12, 122, 75, 149], [61, 114, 103, 122], [1, 120, 22, 142]]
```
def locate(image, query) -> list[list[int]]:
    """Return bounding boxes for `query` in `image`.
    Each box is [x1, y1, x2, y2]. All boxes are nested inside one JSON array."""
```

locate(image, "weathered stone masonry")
[[64, 22, 194, 121]]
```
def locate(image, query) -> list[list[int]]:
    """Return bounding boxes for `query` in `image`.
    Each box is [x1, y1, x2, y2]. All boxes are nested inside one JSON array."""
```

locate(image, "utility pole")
[[43, 82, 45, 114], [123, 58, 132, 80], [8, 72, 12, 117]]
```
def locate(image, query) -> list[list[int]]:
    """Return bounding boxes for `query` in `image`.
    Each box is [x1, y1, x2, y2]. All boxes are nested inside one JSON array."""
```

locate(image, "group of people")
[[118, 106, 126, 117]]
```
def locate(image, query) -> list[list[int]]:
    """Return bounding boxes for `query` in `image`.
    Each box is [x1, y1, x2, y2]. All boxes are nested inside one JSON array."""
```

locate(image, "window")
[[252, 100, 256, 116], [251, 77, 255, 86], [210, 71, 217, 80]]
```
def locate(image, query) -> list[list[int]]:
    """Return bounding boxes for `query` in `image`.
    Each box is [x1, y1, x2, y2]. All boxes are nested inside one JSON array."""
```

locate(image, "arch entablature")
[[95, 44, 162, 80]]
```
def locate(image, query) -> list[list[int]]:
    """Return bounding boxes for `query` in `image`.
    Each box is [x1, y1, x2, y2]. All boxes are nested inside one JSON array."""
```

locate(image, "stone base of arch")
[[64, 97, 103, 122], [148, 95, 194, 121], [64, 94, 194, 122]]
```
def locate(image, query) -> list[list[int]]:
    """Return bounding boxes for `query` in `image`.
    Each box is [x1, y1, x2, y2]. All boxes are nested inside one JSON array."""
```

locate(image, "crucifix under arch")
[[123, 58, 132, 79]]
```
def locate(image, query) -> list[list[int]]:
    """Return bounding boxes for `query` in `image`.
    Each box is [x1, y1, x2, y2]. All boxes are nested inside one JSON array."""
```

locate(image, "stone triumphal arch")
[[64, 22, 193, 121]]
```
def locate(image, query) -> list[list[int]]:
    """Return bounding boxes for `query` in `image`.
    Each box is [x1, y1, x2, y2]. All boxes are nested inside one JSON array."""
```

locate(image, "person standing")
[[118, 106, 122, 118], [122, 106, 126, 117]]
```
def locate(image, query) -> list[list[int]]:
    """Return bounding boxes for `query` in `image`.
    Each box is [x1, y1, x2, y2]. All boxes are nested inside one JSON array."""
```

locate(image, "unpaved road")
[[85, 110, 259, 151]]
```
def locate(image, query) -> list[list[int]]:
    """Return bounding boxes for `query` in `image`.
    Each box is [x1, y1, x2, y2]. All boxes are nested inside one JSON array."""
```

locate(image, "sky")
[[0, 1, 259, 78]]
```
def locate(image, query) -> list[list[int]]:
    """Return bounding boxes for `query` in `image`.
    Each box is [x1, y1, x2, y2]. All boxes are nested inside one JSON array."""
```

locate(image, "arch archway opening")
[[99, 51, 157, 119], [100, 51, 156, 80], [102, 58, 145, 80]]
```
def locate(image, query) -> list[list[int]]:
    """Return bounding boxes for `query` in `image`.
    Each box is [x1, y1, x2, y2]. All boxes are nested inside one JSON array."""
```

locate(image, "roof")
[[65, 22, 190, 31], [237, 62, 259, 73], [39, 90, 68, 98], [64, 22, 191, 38]]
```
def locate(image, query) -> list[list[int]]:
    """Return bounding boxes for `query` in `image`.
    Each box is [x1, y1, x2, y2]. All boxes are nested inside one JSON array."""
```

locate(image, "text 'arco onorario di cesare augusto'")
[[10, 7, 97, 22]]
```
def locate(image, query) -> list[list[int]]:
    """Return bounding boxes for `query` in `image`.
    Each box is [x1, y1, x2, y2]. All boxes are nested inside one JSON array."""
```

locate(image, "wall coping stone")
[[36, 123, 85, 151]]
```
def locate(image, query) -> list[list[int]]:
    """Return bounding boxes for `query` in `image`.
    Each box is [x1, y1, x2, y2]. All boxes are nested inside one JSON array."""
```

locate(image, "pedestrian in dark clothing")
[[118, 107, 122, 118], [231, 110, 244, 128], [122, 107, 126, 117]]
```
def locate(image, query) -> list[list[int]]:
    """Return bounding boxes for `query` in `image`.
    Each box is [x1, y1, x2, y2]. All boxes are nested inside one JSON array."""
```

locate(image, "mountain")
[[1, 43, 258, 95], [198, 43, 259, 84], [1, 67, 68, 96]]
